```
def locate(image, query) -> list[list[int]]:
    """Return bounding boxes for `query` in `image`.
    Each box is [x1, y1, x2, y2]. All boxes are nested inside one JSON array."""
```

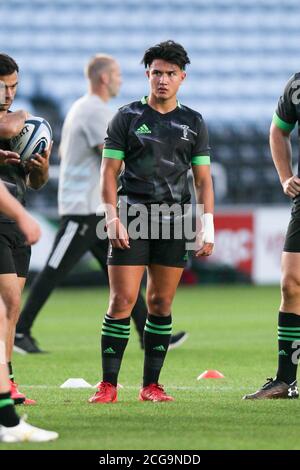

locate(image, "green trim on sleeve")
[[192, 155, 210, 166], [102, 149, 125, 160], [272, 113, 296, 132]]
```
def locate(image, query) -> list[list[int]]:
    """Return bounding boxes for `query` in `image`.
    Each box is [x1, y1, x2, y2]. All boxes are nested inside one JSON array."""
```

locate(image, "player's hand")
[[13, 109, 30, 121], [195, 242, 214, 257], [194, 213, 214, 257], [7, 109, 29, 124], [282, 176, 300, 198], [25, 141, 53, 173], [15, 212, 41, 245], [0, 150, 21, 165], [20, 110, 30, 122], [25, 141, 52, 173], [106, 217, 130, 249]]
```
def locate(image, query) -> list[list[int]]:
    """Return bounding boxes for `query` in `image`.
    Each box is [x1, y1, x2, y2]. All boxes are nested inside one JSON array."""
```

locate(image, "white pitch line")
[[20, 384, 250, 391]]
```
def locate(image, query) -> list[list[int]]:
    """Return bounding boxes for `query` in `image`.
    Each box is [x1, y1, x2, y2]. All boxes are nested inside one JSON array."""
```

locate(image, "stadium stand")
[[1, 0, 299, 208]]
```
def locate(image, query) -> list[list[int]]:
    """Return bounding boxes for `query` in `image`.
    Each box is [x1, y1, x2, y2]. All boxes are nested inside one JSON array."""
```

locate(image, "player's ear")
[[181, 71, 186, 82], [146, 70, 150, 79], [99, 71, 109, 85]]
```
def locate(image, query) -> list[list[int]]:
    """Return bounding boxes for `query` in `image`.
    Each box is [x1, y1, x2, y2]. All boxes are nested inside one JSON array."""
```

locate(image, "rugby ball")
[[9, 116, 52, 162]]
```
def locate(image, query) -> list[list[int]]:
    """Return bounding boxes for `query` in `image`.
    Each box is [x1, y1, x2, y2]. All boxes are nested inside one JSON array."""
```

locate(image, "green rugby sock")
[[276, 311, 300, 384], [143, 314, 172, 387], [101, 315, 130, 386]]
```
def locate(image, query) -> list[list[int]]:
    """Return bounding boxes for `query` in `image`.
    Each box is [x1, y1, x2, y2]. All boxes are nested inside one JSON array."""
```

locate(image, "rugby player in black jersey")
[[15, 54, 186, 355], [0, 181, 58, 442], [0, 53, 51, 405], [89, 41, 214, 403], [244, 75, 300, 400]]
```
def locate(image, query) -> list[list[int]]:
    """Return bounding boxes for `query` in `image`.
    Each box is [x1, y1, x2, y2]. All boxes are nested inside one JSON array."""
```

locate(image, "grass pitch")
[[2, 285, 300, 450]]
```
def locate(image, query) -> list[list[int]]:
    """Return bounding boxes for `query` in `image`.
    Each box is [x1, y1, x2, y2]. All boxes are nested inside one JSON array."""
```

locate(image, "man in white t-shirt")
[[15, 54, 188, 353]]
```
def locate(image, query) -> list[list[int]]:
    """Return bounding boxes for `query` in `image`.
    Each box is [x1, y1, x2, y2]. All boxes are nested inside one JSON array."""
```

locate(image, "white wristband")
[[202, 213, 214, 244]]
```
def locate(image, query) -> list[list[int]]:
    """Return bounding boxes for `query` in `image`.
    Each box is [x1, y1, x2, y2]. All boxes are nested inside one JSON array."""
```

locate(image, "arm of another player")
[[0, 180, 40, 244], [192, 164, 214, 257], [270, 122, 300, 197], [100, 157, 130, 249], [26, 141, 52, 190]]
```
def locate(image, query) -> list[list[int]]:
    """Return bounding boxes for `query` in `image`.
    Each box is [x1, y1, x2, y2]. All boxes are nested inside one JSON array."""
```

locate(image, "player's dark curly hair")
[[141, 40, 190, 70], [0, 53, 19, 75]]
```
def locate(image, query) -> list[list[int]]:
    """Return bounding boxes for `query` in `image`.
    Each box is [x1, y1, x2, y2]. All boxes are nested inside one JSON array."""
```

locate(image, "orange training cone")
[[197, 370, 225, 380]]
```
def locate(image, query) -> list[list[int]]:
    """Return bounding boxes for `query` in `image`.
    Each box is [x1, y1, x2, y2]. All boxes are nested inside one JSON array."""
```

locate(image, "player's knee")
[[109, 292, 136, 315], [0, 299, 7, 326], [148, 294, 172, 315], [2, 292, 21, 320], [281, 275, 300, 302]]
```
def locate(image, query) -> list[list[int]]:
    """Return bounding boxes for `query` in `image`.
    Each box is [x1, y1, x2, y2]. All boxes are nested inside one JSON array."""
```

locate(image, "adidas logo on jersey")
[[136, 124, 152, 134]]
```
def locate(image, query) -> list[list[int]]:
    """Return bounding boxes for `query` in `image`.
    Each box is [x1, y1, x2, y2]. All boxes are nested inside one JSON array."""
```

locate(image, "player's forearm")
[[193, 169, 215, 250], [28, 166, 49, 190], [270, 123, 293, 185], [100, 165, 119, 221], [194, 175, 214, 214]]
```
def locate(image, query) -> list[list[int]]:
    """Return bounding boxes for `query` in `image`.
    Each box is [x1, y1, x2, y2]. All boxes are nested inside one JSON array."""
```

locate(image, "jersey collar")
[[141, 96, 181, 108]]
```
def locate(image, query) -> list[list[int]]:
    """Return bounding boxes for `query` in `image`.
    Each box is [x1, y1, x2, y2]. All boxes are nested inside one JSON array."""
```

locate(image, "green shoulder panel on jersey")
[[102, 149, 125, 160], [191, 155, 210, 165], [272, 113, 296, 132]]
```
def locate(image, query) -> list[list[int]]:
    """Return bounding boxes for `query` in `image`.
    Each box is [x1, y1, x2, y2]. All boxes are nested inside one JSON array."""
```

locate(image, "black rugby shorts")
[[0, 223, 31, 277]]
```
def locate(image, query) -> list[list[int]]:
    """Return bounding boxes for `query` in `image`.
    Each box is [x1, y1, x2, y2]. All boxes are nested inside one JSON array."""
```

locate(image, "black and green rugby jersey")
[[0, 137, 27, 223], [103, 97, 210, 205], [273, 73, 300, 175]]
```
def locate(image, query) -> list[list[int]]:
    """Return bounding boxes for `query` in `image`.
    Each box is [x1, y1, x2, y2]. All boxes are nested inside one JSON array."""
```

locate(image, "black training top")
[[273, 73, 300, 175], [103, 97, 211, 205]]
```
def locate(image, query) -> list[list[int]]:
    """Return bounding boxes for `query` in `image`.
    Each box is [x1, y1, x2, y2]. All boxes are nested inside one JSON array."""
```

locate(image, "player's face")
[[146, 60, 186, 101], [0, 71, 18, 112], [107, 62, 122, 98]]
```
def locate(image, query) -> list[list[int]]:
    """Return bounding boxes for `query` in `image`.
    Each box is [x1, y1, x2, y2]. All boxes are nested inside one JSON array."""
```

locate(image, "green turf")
[[2, 285, 300, 450]]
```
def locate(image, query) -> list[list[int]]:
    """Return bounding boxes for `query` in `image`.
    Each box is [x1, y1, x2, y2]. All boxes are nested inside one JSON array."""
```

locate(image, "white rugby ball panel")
[[10, 116, 52, 162]]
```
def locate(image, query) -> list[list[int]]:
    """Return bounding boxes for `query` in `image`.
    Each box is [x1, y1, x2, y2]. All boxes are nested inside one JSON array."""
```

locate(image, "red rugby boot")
[[88, 381, 117, 403], [139, 383, 174, 402], [10, 380, 36, 405]]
